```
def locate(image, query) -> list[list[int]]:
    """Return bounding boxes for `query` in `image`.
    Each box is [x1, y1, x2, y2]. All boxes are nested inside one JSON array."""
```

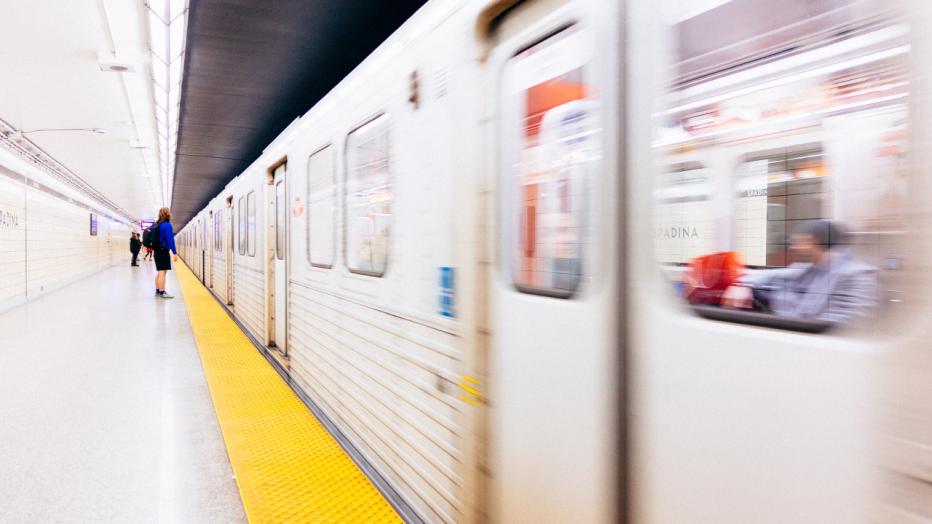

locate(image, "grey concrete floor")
[[0, 262, 246, 523]]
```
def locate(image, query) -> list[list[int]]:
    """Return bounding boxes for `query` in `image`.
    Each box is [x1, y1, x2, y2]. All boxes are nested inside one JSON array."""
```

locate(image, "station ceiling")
[[0, 0, 160, 222], [172, 0, 428, 228]]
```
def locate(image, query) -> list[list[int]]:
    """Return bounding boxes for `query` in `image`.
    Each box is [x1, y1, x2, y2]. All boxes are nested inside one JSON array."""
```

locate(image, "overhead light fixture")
[[662, 0, 734, 24], [146, 0, 189, 207], [663, 44, 910, 115], [97, 52, 137, 73], [15, 127, 107, 135]]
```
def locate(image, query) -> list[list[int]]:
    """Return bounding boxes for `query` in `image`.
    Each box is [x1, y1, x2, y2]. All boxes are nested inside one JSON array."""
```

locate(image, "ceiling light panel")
[[169, 59, 183, 86], [146, 0, 187, 209], [169, 22, 185, 59], [148, 11, 168, 62], [169, 0, 186, 21]]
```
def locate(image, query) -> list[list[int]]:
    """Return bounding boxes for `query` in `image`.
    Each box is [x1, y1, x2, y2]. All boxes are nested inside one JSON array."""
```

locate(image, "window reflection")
[[247, 191, 256, 257], [307, 146, 335, 268], [275, 180, 285, 261], [654, 0, 909, 329], [656, 162, 713, 264], [505, 27, 598, 297], [238, 196, 246, 256], [735, 145, 829, 267], [345, 114, 391, 276]]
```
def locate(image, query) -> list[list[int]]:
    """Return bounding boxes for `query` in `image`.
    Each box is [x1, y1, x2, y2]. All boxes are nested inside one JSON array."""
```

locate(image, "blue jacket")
[[157, 221, 177, 254]]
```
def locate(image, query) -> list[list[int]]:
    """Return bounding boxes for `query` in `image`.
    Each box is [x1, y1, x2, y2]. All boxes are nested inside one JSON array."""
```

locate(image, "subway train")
[[177, 0, 932, 522]]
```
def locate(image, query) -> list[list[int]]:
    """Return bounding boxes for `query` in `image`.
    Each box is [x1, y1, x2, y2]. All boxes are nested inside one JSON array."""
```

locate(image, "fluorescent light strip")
[[653, 93, 908, 147], [663, 0, 735, 24], [675, 24, 908, 100], [146, 0, 188, 208], [663, 44, 909, 115]]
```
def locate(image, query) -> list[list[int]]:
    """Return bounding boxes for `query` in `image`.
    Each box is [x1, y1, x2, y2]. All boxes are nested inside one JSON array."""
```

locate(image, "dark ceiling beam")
[[172, 0, 427, 228]]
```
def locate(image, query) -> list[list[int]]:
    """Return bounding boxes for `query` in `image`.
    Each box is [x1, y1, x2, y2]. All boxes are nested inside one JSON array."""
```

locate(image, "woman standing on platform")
[[153, 207, 178, 299]]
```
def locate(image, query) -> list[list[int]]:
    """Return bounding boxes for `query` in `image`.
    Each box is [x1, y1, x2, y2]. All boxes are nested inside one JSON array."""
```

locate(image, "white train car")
[[186, 2, 492, 518], [182, 0, 620, 519], [182, 193, 224, 296], [207, 195, 229, 304], [178, 0, 932, 522], [630, 1, 932, 523], [0, 139, 131, 314]]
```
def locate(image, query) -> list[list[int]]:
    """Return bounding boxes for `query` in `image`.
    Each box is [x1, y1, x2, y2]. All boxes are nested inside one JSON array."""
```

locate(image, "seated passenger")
[[721, 220, 878, 324]]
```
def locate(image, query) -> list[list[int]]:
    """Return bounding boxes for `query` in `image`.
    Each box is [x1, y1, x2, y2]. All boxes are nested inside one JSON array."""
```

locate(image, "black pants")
[[131, 251, 139, 265]]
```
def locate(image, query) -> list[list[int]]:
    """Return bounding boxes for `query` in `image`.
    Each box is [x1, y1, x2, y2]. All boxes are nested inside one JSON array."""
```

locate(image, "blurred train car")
[[631, 1, 929, 523], [178, 0, 932, 521], [0, 132, 131, 314]]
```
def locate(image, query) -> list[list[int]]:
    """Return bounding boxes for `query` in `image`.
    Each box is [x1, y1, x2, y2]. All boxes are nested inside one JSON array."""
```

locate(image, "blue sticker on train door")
[[439, 267, 455, 318]]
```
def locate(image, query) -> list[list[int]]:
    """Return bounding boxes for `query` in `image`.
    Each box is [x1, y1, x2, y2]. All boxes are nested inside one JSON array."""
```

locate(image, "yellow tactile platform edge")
[[175, 263, 402, 523]]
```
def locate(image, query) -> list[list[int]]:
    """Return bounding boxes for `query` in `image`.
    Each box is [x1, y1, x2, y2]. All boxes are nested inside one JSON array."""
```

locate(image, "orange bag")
[[683, 251, 744, 306]]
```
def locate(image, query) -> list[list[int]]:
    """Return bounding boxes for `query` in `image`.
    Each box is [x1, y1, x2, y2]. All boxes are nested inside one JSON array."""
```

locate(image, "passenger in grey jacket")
[[722, 220, 878, 324]]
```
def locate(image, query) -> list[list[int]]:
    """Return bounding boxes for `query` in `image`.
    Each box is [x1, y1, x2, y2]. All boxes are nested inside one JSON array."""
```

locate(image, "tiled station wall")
[[0, 166, 130, 313]]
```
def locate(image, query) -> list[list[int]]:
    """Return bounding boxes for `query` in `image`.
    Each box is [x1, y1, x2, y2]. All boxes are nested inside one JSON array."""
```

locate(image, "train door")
[[484, 3, 620, 522], [268, 162, 288, 354], [208, 211, 214, 289], [193, 221, 198, 275], [204, 214, 211, 287], [199, 219, 204, 282], [226, 196, 234, 305], [197, 219, 204, 283], [191, 222, 196, 274], [626, 1, 918, 522]]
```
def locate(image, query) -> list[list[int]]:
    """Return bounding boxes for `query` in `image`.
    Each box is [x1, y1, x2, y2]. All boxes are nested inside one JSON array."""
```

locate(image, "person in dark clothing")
[[130, 232, 142, 267], [153, 207, 178, 299]]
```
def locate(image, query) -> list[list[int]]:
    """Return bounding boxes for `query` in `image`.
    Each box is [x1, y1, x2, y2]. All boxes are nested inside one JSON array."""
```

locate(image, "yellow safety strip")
[[458, 376, 483, 406], [175, 263, 402, 523]]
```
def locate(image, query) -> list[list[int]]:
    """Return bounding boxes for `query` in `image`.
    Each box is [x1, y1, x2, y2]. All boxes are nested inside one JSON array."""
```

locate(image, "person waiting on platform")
[[721, 219, 878, 324], [152, 207, 178, 299], [129, 232, 142, 267], [142, 226, 154, 261]]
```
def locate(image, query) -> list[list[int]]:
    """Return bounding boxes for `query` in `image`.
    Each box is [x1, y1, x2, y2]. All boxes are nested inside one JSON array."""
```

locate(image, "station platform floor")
[[0, 264, 245, 523], [0, 261, 400, 523]]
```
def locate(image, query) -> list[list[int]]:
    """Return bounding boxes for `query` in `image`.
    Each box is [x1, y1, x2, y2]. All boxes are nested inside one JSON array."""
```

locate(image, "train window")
[[275, 180, 285, 261], [345, 114, 391, 276], [502, 26, 598, 298], [238, 196, 246, 255], [307, 145, 335, 268], [654, 0, 910, 331], [214, 209, 223, 253], [247, 191, 257, 257]]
